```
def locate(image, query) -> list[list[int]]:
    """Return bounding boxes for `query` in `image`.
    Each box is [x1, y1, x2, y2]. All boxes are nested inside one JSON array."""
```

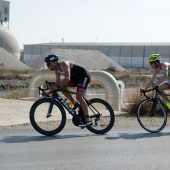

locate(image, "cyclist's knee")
[[76, 93, 84, 102], [158, 86, 162, 92], [60, 85, 67, 89], [158, 84, 167, 92]]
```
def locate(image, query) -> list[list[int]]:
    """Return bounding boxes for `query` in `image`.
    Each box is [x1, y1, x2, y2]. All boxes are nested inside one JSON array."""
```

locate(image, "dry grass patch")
[[126, 88, 158, 115], [2, 88, 29, 99]]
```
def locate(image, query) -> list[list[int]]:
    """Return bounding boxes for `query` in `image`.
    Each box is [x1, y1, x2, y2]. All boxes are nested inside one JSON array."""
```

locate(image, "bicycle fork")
[[47, 98, 54, 118], [150, 98, 158, 117]]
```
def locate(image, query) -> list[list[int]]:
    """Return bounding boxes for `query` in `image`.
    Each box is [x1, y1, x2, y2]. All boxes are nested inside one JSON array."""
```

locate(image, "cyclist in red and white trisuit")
[[44, 54, 92, 127]]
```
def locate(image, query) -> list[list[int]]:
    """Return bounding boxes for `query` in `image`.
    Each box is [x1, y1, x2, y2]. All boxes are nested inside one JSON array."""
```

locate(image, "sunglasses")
[[149, 61, 154, 65], [46, 62, 52, 67]]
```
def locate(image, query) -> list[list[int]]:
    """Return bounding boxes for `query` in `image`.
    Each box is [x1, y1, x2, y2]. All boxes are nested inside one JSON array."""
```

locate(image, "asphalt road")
[[0, 125, 170, 170]]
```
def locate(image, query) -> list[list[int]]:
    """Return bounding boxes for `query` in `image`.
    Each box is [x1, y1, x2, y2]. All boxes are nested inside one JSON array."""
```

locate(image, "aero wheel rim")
[[33, 102, 63, 132], [137, 99, 167, 133]]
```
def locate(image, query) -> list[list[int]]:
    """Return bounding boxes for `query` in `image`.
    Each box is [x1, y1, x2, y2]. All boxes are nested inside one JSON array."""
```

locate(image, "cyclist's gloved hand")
[[42, 92, 50, 97], [50, 86, 58, 91]]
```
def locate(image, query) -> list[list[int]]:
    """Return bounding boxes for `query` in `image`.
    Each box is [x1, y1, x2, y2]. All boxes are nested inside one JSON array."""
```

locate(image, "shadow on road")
[[0, 133, 99, 143], [105, 131, 170, 140]]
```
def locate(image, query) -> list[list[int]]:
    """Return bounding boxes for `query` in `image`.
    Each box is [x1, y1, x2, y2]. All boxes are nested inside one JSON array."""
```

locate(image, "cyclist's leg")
[[76, 90, 89, 117], [76, 77, 92, 126], [76, 90, 92, 127], [158, 82, 170, 102], [60, 85, 76, 104]]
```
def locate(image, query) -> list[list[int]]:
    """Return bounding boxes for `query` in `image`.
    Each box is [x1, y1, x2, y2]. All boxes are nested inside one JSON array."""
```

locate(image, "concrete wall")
[[24, 43, 170, 68]]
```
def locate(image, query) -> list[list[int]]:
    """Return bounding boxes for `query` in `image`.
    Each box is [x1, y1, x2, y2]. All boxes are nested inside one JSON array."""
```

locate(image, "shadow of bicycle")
[[0, 133, 100, 143], [105, 131, 170, 140]]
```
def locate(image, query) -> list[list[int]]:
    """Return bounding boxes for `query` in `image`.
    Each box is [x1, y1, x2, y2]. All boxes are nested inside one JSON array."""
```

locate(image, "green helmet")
[[148, 54, 161, 62]]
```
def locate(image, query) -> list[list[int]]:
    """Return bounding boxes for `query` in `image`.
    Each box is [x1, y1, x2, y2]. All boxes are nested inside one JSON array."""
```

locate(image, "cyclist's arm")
[[59, 61, 70, 88], [42, 71, 60, 96], [145, 69, 157, 90], [156, 63, 168, 85], [46, 71, 61, 92], [55, 71, 61, 84]]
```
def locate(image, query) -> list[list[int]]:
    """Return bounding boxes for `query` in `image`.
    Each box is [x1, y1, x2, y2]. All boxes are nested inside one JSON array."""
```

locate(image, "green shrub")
[[126, 88, 145, 114]]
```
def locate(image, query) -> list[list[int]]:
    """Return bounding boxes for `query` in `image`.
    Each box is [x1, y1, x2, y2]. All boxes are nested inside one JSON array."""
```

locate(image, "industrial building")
[[1, 0, 170, 69], [24, 42, 170, 68]]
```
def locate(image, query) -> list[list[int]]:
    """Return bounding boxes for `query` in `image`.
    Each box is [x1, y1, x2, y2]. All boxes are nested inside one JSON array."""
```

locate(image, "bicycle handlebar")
[[38, 80, 60, 95], [140, 86, 162, 99], [45, 80, 60, 88]]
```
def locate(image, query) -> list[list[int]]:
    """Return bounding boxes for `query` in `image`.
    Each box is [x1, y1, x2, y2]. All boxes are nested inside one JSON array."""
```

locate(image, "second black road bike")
[[137, 87, 169, 133]]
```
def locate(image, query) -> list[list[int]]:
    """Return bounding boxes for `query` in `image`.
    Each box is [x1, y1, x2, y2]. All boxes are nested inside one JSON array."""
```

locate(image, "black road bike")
[[137, 86, 169, 133], [29, 81, 115, 136]]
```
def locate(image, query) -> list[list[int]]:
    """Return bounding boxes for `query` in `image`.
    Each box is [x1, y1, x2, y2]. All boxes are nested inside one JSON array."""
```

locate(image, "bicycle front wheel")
[[137, 99, 167, 133], [86, 98, 115, 134], [30, 98, 66, 136]]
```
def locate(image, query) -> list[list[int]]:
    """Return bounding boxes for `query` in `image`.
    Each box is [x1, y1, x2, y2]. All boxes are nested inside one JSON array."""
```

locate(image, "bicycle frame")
[[40, 80, 101, 120], [156, 96, 170, 112], [50, 90, 101, 119], [142, 86, 170, 113], [49, 90, 78, 118]]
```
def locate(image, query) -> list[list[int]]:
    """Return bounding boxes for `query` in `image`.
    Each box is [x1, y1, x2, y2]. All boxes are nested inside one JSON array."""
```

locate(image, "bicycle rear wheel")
[[137, 99, 167, 133], [30, 98, 66, 136], [86, 98, 115, 134]]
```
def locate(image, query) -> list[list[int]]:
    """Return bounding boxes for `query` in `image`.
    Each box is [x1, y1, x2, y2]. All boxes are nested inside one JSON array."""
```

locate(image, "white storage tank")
[[0, 25, 20, 59]]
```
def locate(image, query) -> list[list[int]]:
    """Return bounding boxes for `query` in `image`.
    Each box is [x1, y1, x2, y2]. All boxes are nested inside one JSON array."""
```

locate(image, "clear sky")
[[6, 0, 170, 49]]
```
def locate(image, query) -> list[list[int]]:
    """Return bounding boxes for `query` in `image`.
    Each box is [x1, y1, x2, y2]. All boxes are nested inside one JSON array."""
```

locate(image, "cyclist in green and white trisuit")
[[142, 53, 170, 103]]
